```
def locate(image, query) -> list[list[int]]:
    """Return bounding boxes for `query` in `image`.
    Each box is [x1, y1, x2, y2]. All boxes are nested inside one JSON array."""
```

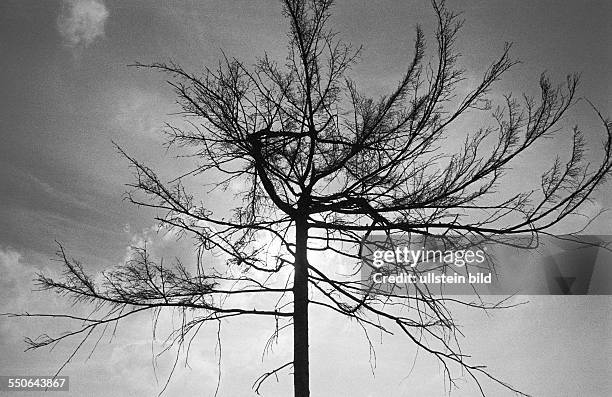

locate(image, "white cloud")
[[0, 247, 36, 313], [57, 0, 109, 48], [108, 86, 167, 139]]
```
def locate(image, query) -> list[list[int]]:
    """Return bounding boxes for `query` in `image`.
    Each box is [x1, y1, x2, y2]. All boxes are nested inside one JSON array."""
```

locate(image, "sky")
[[0, 0, 611, 396]]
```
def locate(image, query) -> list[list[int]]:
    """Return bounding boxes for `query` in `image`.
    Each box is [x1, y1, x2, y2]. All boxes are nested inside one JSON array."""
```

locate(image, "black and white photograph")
[[1, 1, 611, 396]]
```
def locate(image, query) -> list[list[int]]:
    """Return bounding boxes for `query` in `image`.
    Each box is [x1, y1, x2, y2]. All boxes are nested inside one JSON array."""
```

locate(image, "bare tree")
[[10, 1, 612, 396]]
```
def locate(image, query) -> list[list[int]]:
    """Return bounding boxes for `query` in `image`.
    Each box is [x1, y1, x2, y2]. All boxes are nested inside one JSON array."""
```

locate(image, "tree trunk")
[[293, 217, 310, 397]]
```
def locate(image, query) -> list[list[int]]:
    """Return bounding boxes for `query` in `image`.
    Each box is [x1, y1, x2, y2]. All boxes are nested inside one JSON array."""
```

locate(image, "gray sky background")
[[1, 1, 611, 396]]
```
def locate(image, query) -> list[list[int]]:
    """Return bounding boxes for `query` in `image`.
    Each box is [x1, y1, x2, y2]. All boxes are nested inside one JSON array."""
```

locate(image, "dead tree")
[[10, 1, 612, 396]]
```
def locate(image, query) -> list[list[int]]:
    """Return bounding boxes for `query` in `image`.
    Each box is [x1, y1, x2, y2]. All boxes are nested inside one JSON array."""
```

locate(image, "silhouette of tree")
[[12, 1, 612, 396]]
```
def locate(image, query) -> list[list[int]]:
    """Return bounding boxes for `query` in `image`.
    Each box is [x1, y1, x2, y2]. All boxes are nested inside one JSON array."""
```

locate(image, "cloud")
[[107, 86, 168, 139], [0, 247, 65, 348], [0, 247, 36, 313], [57, 0, 109, 48]]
